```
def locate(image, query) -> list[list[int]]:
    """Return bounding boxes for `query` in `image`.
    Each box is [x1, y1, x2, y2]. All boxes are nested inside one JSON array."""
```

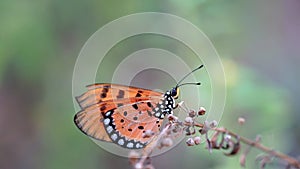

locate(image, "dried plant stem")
[[135, 124, 172, 168], [194, 122, 300, 168]]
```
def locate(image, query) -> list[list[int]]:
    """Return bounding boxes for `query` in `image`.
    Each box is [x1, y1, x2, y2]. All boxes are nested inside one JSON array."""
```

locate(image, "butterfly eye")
[[171, 88, 177, 96], [171, 88, 179, 99]]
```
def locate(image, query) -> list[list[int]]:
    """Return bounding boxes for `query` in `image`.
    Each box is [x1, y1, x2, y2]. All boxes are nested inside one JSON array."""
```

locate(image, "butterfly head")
[[170, 87, 179, 99]]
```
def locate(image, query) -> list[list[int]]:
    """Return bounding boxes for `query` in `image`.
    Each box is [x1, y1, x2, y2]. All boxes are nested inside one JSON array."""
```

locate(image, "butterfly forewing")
[[76, 83, 163, 109]]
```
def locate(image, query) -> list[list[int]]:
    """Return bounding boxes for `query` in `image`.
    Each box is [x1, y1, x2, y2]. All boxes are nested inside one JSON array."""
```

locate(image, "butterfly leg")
[[177, 101, 189, 113]]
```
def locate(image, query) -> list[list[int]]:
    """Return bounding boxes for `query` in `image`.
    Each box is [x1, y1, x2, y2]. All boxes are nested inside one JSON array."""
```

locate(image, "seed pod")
[[186, 138, 195, 146], [161, 137, 173, 147], [198, 107, 206, 115], [194, 136, 201, 145]]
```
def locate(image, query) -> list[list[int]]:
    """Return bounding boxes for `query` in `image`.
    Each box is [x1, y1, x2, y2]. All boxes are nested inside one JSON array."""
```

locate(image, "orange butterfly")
[[74, 65, 203, 149]]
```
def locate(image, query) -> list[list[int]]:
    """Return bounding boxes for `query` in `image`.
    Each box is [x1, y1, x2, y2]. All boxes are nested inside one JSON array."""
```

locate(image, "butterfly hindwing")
[[102, 99, 164, 149], [74, 104, 111, 142]]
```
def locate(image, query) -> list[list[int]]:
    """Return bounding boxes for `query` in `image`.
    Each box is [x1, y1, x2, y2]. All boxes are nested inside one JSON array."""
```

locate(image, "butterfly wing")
[[74, 84, 164, 148], [74, 104, 111, 142], [76, 83, 162, 109], [102, 99, 164, 149]]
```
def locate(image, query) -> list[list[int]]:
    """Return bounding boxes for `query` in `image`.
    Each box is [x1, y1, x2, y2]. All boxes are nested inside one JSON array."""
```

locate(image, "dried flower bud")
[[188, 109, 197, 117], [186, 138, 195, 146], [135, 163, 143, 169], [224, 134, 232, 142], [185, 117, 194, 124], [167, 114, 178, 122], [194, 136, 201, 145], [142, 130, 155, 138], [161, 137, 173, 147], [198, 107, 206, 115], [238, 117, 246, 125], [128, 151, 140, 165], [209, 120, 218, 128], [144, 164, 155, 169], [224, 140, 240, 156]]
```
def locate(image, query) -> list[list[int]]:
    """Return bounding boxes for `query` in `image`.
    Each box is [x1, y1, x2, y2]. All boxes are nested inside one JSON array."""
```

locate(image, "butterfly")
[[74, 65, 204, 149]]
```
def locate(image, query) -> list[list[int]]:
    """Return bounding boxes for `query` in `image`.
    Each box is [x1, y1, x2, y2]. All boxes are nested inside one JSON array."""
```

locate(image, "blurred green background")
[[1, 0, 300, 169]]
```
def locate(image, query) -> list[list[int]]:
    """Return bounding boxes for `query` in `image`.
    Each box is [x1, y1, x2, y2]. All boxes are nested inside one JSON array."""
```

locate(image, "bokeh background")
[[1, 0, 300, 169]]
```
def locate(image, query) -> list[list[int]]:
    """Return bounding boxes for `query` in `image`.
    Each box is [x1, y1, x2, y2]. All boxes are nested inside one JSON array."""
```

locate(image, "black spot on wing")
[[135, 93, 142, 97], [147, 110, 153, 117], [117, 90, 125, 98], [102, 87, 109, 93], [132, 104, 138, 110], [100, 105, 106, 111], [100, 93, 107, 98]]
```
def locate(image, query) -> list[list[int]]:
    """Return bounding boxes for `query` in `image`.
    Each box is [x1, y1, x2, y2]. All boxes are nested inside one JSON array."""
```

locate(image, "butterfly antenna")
[[176, 65, 204, 87], [177, 82, 201, 87]]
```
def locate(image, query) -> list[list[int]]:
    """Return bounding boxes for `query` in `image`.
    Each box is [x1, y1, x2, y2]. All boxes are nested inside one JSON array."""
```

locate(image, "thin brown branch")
[[194, 122, 300, 168]]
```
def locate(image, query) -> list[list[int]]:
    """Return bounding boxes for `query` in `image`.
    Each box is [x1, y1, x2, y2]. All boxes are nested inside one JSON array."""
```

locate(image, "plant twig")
[[129, 105, 300, 169], [194, 122, 300, 168], [134, 124, 172, 169]]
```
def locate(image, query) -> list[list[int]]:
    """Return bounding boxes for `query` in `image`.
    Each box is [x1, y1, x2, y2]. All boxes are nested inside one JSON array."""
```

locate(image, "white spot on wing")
[[127, 142, 133, 148], [111, 133, 117, 141], [106, 126, 113, 133], [106, 111, 111, 116], [118, 139, 124, 145], [104, 118, 110, 125], [135, 143, 141, 148]]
